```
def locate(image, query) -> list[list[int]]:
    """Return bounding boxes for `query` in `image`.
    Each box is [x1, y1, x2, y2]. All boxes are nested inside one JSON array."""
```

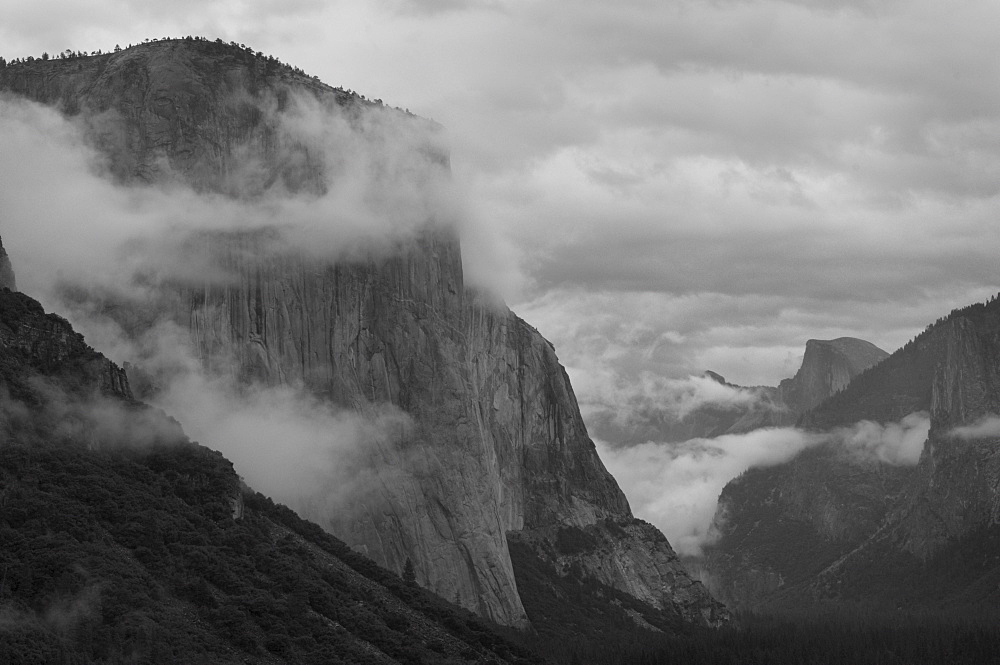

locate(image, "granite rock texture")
[[777, 338, 889, 415]]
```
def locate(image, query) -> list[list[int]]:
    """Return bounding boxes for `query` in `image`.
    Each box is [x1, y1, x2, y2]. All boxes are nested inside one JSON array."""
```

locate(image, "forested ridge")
[[0, 439, 544, 664]]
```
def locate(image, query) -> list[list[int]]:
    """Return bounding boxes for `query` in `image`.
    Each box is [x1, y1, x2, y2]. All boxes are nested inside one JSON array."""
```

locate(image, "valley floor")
[[512, 608, 1000, 665]]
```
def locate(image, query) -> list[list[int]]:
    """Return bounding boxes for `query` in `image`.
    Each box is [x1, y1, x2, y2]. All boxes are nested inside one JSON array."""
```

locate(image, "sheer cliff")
[[703, 297, 1000, 611], [777, 338, 889, 416], [0, 236, 15, 291], [0, 39, 723, 629]]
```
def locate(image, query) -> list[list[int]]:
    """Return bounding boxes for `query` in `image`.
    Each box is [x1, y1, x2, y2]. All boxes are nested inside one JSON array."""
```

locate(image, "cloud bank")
[[0, 92, 463, 301], [599, 411, 930, 556]]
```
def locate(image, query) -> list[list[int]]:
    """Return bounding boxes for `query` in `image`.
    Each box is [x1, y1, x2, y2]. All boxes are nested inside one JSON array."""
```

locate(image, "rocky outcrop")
[[0, 39, 720, 629], [0, 288, 131, 400], [0, 236, 15, 291], [510, 519, 728, 627], [777, 338, 889, 415]]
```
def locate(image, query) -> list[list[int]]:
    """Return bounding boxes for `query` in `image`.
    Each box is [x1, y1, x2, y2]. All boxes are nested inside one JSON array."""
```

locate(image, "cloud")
[[0, 585, 101, 635], [1, 366, 184, 451], [597, 427, 817, 557], [0, 92, 464, 303], [513, 284, 999, 396], [833, 411, 930, 466], [659, 374, 765, 419], [599, 411, 929, 556], [949, 415, 1000, 440], [574, 370, 782, 445], [152, 349, 416, 520]]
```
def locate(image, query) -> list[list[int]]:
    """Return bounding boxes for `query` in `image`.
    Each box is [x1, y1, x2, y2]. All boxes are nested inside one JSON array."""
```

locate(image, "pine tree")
[[402, 558, 416, 586]]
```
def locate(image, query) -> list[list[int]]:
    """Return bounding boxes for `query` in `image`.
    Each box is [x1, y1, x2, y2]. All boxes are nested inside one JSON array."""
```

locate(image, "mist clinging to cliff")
[[0, 91, 464, 299], [599, 411, 930, 556], [0, 90, 457, 515]]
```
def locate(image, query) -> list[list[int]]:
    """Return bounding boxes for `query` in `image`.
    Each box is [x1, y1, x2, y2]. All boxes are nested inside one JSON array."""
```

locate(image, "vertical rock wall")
[[167, 225, 634, 625], [0, 236, 15, 292]]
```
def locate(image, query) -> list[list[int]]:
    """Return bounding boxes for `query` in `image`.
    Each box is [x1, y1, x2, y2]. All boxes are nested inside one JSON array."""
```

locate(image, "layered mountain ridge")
[[591, 337, 887, 446], [0, 39, 723, 630], [703, 296, 1000, 611]]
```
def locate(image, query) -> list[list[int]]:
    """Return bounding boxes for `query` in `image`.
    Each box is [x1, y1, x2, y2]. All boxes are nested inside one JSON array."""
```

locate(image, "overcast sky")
[[5, 0, 1000, 387], [5, 0, 1000, 549]]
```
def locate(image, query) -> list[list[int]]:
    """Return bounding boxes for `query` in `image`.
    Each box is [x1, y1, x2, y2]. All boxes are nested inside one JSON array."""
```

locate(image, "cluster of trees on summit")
[[0, 36, 408, 112]]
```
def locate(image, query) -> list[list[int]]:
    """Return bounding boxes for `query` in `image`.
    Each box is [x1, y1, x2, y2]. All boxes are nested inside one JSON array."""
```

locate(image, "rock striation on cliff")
[[0, 235, 15, 291], [0, 39, 722, 629]]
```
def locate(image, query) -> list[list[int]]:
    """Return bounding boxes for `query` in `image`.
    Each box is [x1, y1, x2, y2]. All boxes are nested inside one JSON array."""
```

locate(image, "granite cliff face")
[[0, 288, 550, 664], [777, 338, 889, 415], [703, 298, 1000, 611], [0, 39, 722, 628], [0, 236, 15, 291]]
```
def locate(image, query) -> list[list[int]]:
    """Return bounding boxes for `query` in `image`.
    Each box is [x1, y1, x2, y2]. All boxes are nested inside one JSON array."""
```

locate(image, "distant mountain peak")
[[779, 337, 889, 414], [703, 370, 728, 385]]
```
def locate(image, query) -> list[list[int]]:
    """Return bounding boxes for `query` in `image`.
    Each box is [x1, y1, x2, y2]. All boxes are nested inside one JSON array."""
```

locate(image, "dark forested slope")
[[0, 287, 540, 665]]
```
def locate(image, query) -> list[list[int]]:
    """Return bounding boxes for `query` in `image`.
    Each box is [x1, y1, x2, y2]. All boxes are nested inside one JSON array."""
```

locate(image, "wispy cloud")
[[949, 415, 1000, 440]]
